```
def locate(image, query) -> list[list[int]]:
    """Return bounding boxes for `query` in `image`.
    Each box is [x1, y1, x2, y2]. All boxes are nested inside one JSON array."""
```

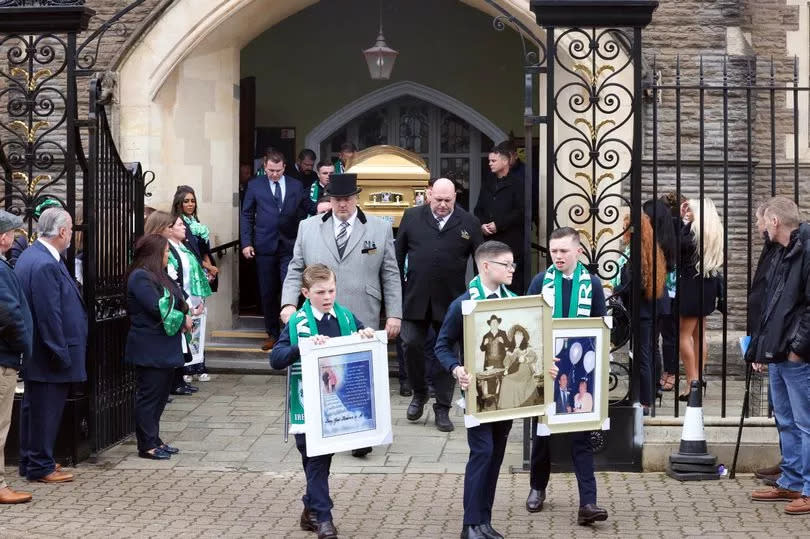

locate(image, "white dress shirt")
[[269, 175, 287, 204], [37, 238, 60, 261], [333, 209, 358, 241]]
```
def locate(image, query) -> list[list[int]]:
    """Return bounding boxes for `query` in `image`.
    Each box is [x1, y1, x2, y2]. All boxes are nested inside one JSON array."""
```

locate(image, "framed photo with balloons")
[[541, 317, 610, 434]]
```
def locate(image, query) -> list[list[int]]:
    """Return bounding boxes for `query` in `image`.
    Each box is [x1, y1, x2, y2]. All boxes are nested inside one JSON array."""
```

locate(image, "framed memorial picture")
[[299, 331, 392, 457], [462, 295, 552, 423], [542, 317, 610, 434], [186, 309, 206, 366]]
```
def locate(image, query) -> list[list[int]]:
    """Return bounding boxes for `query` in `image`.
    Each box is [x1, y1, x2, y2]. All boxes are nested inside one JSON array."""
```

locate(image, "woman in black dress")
[[677, 198, 724, 401]]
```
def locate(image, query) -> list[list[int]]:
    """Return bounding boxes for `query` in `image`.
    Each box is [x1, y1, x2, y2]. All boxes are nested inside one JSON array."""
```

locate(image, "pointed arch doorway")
[[305, 81, 508, 211]]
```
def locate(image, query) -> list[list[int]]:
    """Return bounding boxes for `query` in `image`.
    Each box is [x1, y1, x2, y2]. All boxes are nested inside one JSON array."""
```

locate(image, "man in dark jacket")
[[14, 207, 86, 483], [0, 210, 33, 503], [396, 178, 482, 432], [475, 145, 526, 292], [747, 196, 810, 515]]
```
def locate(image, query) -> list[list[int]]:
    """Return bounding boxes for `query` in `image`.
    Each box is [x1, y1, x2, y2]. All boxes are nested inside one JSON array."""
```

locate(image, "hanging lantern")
[[362, 5, 398, 80]]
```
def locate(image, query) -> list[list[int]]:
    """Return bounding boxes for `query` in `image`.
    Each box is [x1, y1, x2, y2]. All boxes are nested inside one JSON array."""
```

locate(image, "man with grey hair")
[[0, 210, 33, 503], [747, 196, 810, 514], [14, 207, 87, 483]]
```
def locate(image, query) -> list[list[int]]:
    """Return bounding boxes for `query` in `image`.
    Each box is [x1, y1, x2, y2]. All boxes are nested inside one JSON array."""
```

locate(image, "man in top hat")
[[241, 149, 311, 350], [0, 210, 34, 503], [280, 173, 401, 457]]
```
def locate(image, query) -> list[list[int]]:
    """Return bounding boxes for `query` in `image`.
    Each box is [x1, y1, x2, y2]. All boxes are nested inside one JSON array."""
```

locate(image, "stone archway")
[[304, 80, 508, 153]]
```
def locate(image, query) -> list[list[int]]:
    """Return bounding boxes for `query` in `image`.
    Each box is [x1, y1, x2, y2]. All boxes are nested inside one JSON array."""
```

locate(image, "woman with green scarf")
[[124, 234, 190, 460]]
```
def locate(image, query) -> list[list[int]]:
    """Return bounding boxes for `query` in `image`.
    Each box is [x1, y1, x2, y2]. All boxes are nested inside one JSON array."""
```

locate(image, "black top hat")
[[325, 173, 362, 197], [487, 314, 502, 324]]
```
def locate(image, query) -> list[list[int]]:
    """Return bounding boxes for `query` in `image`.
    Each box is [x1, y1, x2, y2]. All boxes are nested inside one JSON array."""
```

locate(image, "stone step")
[[209, 329, 266, 345], [236, 315, 265, 330]]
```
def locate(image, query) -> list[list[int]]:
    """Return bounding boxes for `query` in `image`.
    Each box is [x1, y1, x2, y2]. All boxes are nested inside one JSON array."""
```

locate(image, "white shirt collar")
[[333, 209, 358, 235], [481, 283, 499, 298], [310, 305, 336, 321], [432, 209, 453, 226], [37, 238, 61, 261]]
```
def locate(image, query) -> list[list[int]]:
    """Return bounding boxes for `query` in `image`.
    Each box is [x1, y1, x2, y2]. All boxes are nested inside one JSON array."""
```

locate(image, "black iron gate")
[[0, 1, 145, 458]]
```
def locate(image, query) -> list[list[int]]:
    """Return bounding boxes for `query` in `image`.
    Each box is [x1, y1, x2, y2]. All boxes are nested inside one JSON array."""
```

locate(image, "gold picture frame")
[[542, 317, 611, 434], [462, 295, 552, 423]]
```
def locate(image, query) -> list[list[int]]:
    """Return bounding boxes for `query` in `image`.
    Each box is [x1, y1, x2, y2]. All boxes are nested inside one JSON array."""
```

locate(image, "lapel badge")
[[461, 229, 470, 240]]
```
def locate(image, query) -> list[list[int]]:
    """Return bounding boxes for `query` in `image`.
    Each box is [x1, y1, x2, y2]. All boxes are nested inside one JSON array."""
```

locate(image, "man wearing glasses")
[[395, 178, 483, 432]]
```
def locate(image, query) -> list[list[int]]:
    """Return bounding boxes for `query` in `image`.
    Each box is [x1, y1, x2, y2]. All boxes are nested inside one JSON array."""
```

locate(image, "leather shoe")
[[160, 444, 180, 454], [0, 487, 32, 504], [138, 448, 171, 460], [299, 508, 318, 532], [316, 520, 338, 539], [479, 523, 504, 539], [406, 395, 427, 421], [261, 337, 277, 351], [351, 447, 372, 458], [577, 504, 608, 525], [36, 470, 74, 483], [171, 386, 193, 396], [399, 381, 413, 397], [434, 406, 454, 432], [526, 488, 545, 512], [185, 384, 199, 393], [460, 524, 488, 539]]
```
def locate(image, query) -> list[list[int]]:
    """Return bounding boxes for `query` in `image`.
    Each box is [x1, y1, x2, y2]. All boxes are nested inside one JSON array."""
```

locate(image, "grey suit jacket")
[[282, 209, 402, 329]]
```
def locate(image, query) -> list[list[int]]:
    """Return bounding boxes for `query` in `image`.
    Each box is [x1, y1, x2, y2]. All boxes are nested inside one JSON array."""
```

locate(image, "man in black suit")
[[285, 148, 318, 192], [241, 149, 311, 350], [396, 178, 483, 432], [475, 145, 526, 292], [555, 372, 574, 414]]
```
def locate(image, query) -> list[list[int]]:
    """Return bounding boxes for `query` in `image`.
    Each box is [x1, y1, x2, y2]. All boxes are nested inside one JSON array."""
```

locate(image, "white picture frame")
[[300, 331, 392, 457], [542, 318, 610, 434]]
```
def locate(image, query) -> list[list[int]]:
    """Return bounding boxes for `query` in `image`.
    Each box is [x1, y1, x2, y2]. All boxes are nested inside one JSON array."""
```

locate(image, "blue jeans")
[[769, 360, 810, 495]]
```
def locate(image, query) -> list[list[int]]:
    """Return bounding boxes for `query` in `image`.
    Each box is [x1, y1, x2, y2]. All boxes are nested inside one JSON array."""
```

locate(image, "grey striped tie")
[[336, 221, 349, 258]]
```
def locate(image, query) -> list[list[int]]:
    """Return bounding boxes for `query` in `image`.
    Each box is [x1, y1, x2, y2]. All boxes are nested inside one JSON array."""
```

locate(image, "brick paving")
[[0, 375, 802, 538]]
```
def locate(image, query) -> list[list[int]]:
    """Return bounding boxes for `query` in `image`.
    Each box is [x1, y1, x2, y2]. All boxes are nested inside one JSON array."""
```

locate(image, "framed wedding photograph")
[[542, 317, 610, 434], [462, 295, 552, 423], [299, 331, 392, 457]]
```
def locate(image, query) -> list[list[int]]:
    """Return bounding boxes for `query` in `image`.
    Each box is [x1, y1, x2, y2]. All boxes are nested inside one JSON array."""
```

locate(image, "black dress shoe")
[[399, 381, 413, 397], [479, 523, 504, 539], [160, 444, 180, 454], [316, 520, 338, 539], [406, 396, 427, 421], [526, 488, 545, 512], [351, 447, 372, 458], [434, 406, 454, 432], [185, 384, 199, 393], [166, 397, 174, 403], [577, 503, 608, 525], [171, 386, 193, 396], [300, 508, 318, 532], [138, 448, 171, 460], [460, 524, 488, 539]]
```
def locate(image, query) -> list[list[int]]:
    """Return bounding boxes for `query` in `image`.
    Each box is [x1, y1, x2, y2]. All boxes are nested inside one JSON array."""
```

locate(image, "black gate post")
[[530, 0, 659, 471]]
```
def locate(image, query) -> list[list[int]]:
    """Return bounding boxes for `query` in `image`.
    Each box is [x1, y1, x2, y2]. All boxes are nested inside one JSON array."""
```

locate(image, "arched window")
[[323, 97, 494, 210]]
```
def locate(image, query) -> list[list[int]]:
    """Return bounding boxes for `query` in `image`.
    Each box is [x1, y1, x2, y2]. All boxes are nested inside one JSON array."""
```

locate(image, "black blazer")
[[240, 176, 309, 256], [395, 204, 482, 323], [124, 269, 186, 369], [474, 171, 525, 255]]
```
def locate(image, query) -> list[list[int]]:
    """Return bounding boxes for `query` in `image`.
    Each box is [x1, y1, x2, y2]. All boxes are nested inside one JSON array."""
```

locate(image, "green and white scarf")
[[541, 261, 593, 318], [182, 215, 210, 242], [158, 287, 187, 342], [286, 299, 357, 434], [168, 244, 212, 299], [468, 274, 517, 300], [309, 182, 324, 203]]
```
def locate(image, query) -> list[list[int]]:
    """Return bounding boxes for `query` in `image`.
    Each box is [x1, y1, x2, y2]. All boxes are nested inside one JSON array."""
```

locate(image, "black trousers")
[[464, 420, 512, 525], [658, 313, 678, 375], [530, 432, 597, 507], [401, 318, 455, 410], [637, 316, 655, 406], [255, 253, 292, 338], [295, 434, 334, 523], [18, 380, 69, 479], [134, 366, 174, 452]]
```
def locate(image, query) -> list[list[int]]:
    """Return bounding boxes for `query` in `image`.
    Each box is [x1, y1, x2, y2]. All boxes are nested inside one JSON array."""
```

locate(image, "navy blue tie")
[[272, 181, 282, 209], [487, 293, 498, 299]]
